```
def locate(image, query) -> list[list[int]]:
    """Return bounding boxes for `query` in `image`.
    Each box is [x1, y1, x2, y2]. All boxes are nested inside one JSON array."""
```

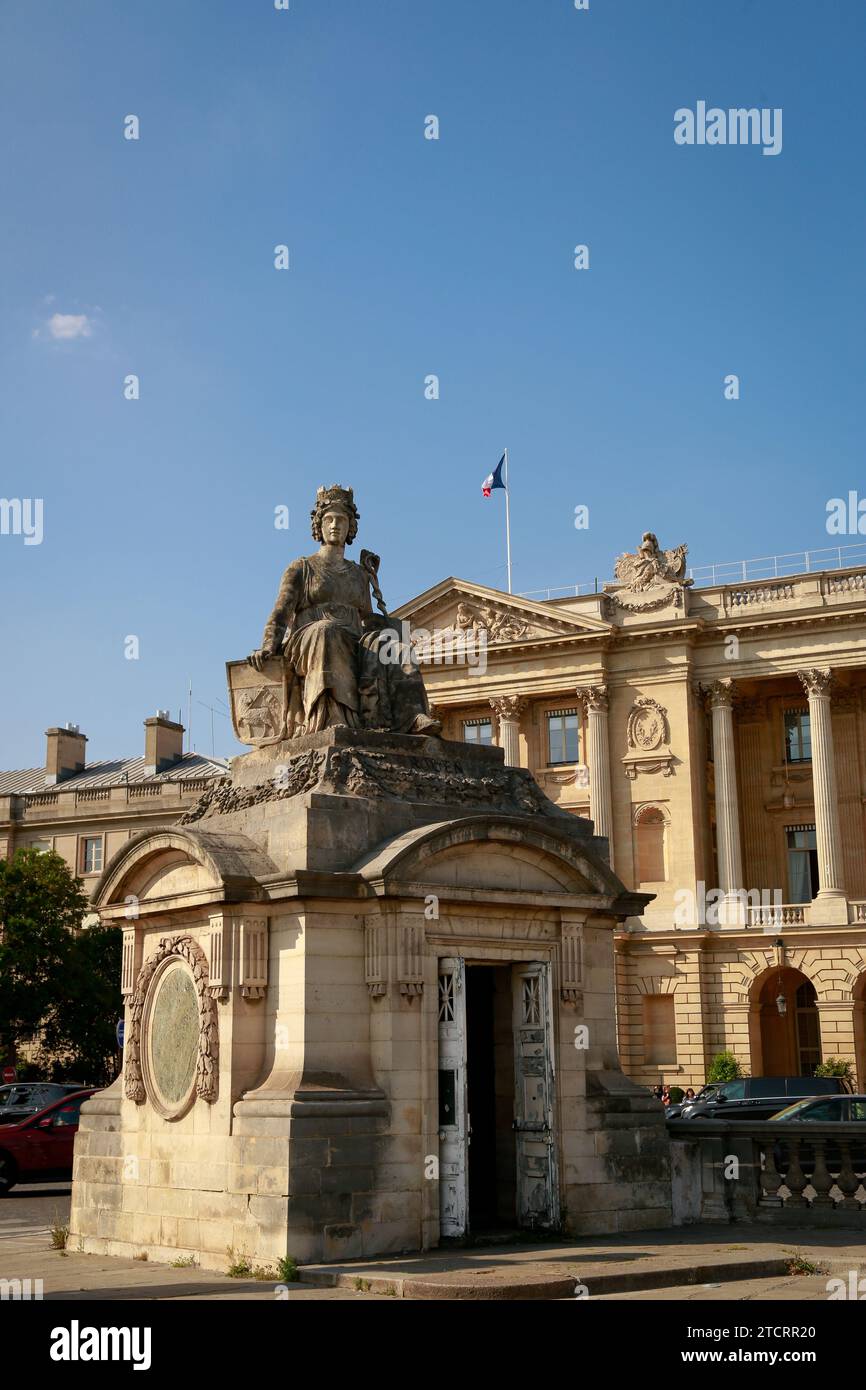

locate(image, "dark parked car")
[[678, 1075, 851, 1122], [771, 1094, 866, 1177], [774, 1094, 866, 1123], [0, 1082, 87, 1127], [0, 1090, 96, 1193]]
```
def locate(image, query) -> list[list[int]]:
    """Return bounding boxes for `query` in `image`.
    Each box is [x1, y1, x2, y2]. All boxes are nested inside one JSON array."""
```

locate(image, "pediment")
[[394, 578, 610, 650], [413, 842, 591, 894], [94, 827, 277, 915], [129, 850, 217, 901], [353, 816, 620, 901]]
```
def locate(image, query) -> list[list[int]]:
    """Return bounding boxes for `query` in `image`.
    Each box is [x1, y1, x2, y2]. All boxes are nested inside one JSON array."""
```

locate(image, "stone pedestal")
[[70, 728, 671, 1269]]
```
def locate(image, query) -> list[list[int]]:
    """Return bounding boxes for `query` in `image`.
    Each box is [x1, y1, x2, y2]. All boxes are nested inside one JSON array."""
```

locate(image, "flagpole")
[[504, 447, 512, 594]]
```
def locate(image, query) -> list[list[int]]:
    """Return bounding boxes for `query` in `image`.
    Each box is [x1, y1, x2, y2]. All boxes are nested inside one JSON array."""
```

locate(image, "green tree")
[[39, 920, 122, 1084], [706, 1050, 745, 1083], [0, 848, 121, 1084], [0, 849, 88, 1063], [815, 1058, 854, 1082]]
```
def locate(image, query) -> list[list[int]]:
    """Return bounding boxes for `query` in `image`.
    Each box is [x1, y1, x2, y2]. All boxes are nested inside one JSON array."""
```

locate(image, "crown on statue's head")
[[310, 483, 360, 543], [315, 484, 355, 511]]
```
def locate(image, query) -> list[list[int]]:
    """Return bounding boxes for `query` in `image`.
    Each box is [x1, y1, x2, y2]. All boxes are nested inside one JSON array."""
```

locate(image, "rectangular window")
[[643, 995, 677, 1065], [81, 836, 103, 874], [547, 709, 579, 765], [784, 708, 811, 764], [463, 719, 493, 746], [786, 824, 818, 902], [28, 839, 52, 853]]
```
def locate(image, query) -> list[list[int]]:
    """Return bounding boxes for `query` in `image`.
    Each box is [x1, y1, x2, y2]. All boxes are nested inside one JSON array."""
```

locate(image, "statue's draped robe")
[[261, 552, 432, 736]]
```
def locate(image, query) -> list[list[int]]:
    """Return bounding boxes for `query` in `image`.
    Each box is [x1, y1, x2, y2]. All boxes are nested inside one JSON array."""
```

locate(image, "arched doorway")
[[751, 968, 820, 1077]]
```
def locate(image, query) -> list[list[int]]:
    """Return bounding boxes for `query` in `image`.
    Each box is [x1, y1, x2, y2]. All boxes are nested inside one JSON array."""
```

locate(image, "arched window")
[[635, 805, 668, 884]]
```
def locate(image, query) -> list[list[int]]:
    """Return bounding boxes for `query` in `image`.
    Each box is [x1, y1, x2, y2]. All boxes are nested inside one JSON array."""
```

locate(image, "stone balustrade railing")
[[668, 1118, 866, 1228], [8, 778, 216, 820], [741, 901, 866, 927], [747, 903, 807, 928]]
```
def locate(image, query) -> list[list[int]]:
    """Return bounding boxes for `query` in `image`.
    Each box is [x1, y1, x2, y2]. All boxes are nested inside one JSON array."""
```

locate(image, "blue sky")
[[1, 0, 864, 766]]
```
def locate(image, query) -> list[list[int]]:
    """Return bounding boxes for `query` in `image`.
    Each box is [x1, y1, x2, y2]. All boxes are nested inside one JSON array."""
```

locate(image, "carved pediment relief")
[[396, 580, 610, 658], [412, 599, 540, 656]]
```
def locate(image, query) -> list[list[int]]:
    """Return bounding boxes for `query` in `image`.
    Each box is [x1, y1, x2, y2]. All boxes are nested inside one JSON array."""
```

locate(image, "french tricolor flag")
[[482, 454, 506, 497]]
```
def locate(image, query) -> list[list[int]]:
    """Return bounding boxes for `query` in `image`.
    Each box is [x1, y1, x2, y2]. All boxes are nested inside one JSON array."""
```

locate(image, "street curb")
[[298, 1256, 795, 1300]]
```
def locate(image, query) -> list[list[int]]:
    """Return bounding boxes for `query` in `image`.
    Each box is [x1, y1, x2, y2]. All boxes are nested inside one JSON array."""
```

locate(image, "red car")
[[0, 1089, 96, 1194]]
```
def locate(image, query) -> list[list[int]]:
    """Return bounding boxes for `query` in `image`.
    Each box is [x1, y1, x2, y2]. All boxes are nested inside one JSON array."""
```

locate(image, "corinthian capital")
[[575, 684, 608, 715], [702, 678, 735, 710], [489, 694, 528, 722], [798, 667, 833, 699]]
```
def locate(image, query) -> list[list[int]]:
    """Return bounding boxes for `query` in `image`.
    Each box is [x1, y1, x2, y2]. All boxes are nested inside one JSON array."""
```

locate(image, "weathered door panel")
[[512, 962, 559, 1229], [437, 957, 468, 1237]]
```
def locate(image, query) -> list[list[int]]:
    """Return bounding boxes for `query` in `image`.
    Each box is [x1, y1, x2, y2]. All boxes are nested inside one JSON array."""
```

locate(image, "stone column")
[[704, 680, 744, 921], [489, 695, 528, 768], [576, 684, 614, 869], [798, 668, 846, 917]]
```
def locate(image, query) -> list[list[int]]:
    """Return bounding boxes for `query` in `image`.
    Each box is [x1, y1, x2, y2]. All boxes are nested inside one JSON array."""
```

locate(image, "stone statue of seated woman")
[[247, 484, 441, 739]]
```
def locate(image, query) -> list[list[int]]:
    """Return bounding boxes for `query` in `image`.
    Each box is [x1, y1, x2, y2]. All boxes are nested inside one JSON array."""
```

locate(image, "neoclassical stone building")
[[396, 537, 866, 1090], [0, 715, 228, 892]]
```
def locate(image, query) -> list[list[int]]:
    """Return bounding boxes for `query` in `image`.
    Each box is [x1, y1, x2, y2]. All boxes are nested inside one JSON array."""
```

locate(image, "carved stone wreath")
[[626, 697, 669, 752], [623, 698, 675, 779], [125, 934, 218, 1107]]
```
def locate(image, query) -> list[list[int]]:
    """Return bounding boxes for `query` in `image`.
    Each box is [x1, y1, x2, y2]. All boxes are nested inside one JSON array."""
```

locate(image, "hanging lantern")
[[776, 991, 787, 1017]]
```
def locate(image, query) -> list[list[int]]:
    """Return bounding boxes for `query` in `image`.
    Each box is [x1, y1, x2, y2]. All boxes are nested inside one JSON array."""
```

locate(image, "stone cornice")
[[695, 608, 866, 641]]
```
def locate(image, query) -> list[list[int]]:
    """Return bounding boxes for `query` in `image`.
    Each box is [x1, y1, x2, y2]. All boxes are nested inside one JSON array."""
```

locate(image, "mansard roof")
[[0, 752, 229, 798]]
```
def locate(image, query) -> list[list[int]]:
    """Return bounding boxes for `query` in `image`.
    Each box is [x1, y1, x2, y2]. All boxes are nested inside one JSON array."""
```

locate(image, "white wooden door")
[[512, 962, 559, 1229], [437, 957, 468, 1237]]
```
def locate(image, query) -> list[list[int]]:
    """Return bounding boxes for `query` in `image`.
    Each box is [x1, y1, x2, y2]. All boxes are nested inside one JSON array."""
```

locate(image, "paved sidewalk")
[[595, 1274, 841, 1301], [297, 1225, 866, 1300], [1, 1193, 864, 1300]]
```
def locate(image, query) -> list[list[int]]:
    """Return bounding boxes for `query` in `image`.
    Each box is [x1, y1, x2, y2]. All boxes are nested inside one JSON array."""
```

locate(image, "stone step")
[[298, 1254, 795, 1301]]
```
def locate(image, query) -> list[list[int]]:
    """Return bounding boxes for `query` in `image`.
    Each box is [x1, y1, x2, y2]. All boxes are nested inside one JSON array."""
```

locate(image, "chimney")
[[45, 723, 87, 785], [144, 711, 184, 775]]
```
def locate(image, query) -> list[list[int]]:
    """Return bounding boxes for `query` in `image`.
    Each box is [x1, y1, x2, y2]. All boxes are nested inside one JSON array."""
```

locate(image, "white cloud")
[[48, 313, 93, 340]]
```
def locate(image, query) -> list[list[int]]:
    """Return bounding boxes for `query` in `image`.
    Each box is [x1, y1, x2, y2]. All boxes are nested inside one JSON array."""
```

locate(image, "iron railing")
[[519, 541, 866, 602]]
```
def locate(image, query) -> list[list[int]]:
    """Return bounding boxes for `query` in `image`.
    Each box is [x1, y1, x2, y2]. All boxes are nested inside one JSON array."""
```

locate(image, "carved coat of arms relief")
[[622, 696, 675, 779]]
